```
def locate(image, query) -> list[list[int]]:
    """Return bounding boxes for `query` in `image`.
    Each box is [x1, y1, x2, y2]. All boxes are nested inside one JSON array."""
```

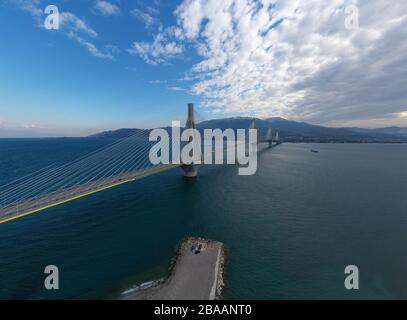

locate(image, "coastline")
[[120, 237, 226, 300]]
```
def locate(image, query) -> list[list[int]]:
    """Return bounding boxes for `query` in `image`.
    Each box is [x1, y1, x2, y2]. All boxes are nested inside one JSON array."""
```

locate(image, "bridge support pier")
[[181, 103, 200, 178], [181, 164, 199, 177]]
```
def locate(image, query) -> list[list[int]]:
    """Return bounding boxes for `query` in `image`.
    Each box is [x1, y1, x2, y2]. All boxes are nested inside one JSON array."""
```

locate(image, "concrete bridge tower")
[[186, 102, 196, 130], [275, 131, 280, 144], [267, 127, 273, 147], [181, 103, 200, 177]]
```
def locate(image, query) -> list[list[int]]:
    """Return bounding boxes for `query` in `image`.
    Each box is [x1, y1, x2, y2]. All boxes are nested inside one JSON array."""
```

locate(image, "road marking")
[[0, 165, 179, 225], [209, 247, 221, 300]]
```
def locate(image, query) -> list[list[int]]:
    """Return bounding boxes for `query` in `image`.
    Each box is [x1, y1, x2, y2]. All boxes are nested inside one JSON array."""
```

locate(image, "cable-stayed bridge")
[[0, 104, 281, 225]]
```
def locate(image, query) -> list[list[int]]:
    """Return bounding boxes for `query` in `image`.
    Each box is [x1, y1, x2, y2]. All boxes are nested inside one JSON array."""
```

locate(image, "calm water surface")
[[0, 139, 406, 299]]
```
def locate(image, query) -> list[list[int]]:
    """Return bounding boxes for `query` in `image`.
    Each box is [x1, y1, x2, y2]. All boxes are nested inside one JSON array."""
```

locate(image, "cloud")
[[67, 32, 116, 60], [131, 8, 160, 30], [15, 0, 98, 38], [168, 86, 186, 91], [132, 0, 407, 126], [128, 30, 184, 65], [149, 80, 167, 84], [145, 6, 160, 16], [15, 0, 42, 19], [93, 1, 121, 16], [11, 0, 118, 60], [60, 12, 98, 38]]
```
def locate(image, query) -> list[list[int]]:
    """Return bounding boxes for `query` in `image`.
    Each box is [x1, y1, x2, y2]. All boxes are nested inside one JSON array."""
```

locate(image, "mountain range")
[[89, 117, 407, 143]]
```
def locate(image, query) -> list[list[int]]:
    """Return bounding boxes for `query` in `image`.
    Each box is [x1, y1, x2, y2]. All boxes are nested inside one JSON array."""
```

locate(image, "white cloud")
[[16, 1, 98, 38], [168, 86, 186, 91], [131, 8, 160, 30], [145, 6, 160, 16], [93, 1, 121, 16], [128, 31, 184, 65], [149, 80, 167, 84], [12, 0, 118, 61], [15, 0, 42, 19], [60, 12, 98, 38], [67, 32, 116, 60], [132, 0, 407, 126]]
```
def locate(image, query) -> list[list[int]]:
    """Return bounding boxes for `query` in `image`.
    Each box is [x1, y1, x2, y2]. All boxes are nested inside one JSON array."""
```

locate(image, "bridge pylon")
[[181, 103, 200, 177], [266, 127, 273, 147], [250, 119, 260, 143]]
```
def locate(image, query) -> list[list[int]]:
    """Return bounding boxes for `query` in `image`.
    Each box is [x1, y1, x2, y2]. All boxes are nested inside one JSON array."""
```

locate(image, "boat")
[[310, 149, 319, 153]]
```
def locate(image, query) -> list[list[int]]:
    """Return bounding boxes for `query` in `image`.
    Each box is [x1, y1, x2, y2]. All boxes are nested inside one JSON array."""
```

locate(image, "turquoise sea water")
[[0, 139, 407, 299]]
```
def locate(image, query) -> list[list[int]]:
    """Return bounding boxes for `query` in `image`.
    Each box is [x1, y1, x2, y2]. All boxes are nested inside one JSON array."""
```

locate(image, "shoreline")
[[120, 237, 226, 300]]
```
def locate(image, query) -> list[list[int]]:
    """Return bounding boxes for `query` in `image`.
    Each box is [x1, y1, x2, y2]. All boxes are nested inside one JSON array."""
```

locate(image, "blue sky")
[[0, 0, 202, 136], [0, 0, 406, 137]]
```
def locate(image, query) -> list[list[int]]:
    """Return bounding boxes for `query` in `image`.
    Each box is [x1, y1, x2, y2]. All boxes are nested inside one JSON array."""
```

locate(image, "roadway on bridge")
[[0, 164, 179, 225]]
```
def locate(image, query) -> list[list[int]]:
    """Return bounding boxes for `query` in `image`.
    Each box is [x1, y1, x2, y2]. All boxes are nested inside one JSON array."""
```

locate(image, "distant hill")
[[197, 117, 406, 142], [88, 117, 407, 143], [347, 126, 407, 137], [88, 128, 147, 139]]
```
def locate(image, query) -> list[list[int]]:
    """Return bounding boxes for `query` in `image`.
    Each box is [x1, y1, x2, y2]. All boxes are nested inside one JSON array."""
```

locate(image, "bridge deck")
[[0, 164, 179, 225], [0, 140, 281, 225]]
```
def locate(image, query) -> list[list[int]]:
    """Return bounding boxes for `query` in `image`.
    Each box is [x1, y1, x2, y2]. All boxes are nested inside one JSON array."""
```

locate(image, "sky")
[[0, 0, 406, 137]]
